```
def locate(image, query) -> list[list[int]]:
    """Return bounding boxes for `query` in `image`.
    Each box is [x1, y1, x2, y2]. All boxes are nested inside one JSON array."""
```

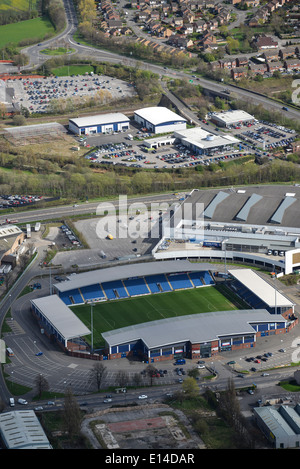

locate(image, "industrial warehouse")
[[210, 110, 256, 128], [68, 112, 130, 135], [133, 106, 187, 134]]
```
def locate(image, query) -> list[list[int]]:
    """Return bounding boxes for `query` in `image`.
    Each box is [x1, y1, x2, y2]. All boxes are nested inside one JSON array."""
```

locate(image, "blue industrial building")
[[69, 112, 130, 135]]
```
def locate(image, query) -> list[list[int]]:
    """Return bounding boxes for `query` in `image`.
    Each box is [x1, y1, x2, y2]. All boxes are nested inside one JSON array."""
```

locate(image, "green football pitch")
[[71, 285, 242, 349]]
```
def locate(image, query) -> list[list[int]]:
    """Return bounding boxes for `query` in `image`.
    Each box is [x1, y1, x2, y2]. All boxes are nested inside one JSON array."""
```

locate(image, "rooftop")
[[54, 260, 213, 292], [103, 309, 284, 349], [183, 186, 300, 229], [174, 127, 240, 149], [31, 295, 91, 340], [211, 110, 255, 125], [134, 106, 187, 126], [0, 410, 52, 449], [228, 268, 294, 308], [69, 113, 130, 128]]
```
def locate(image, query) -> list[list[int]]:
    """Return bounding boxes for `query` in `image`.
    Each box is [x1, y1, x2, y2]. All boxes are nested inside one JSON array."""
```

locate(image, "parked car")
[[138, 395, 147, 399]]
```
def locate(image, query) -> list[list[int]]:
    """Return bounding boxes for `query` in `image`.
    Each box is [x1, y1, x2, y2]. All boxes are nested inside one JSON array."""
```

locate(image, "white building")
[[134, 107, 187, 134], [0, 410, 52, 449], [69, 113, 130, 135], [210, 110, 255, 128], [173, 127, 240, 155]]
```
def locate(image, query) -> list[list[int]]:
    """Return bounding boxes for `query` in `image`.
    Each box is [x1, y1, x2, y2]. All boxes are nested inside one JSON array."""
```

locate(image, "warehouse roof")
[[69, 113, 130, 128], [134, 107, 186, 126], [183, 185, 300, 229], [54, 260, 213, 293], [228, 269, 294, 308], [103, 309, 283, 349], [211, 110, 255, 125], [31, 295, 90, 340], [254, 405, 300, 442], [0, 410, 52, 449]]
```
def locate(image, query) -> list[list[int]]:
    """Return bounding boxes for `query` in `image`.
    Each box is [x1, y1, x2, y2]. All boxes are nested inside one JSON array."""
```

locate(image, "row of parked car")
[[60, 224, 81, 247]]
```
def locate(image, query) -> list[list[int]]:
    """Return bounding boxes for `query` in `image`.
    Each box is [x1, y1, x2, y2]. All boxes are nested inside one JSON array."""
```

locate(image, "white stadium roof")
[[134, 107, 186, 126], [69, 112, 129, 128], [31, 295, 90, 340], [228, 269, 294, 308]]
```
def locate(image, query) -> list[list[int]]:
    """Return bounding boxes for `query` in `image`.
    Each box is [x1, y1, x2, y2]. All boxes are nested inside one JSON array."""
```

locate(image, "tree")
[[34, 374, 49, 399], [182, 377, 199, 397], [63, 385, 82, 438], [89, 362, 107, 391], [145, 364, 157, 386]]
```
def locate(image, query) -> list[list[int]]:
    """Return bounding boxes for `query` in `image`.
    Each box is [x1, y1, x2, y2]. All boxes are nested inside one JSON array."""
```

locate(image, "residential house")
[[168, 34, 194, 48], [284, 58, 300, 70], [261, 50, 279, 61], [266, 61, 285, 73], [199, 31, 217, 48], [253, 35, 278, 49], [181, 23, 194, 35], [218, 58, 237, 69], [173, 17, 184, 28], [231, 67, 248, 80], [236, 57, 248, 67], [193, 20, 208, 33], [248, 62, 268, 75], [245, 0, 260, 6], [279, 46, 297, 59]]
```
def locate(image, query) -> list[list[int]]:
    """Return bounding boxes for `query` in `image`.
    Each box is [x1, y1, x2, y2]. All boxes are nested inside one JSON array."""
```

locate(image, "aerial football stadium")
[[30, 255, 297, 362]]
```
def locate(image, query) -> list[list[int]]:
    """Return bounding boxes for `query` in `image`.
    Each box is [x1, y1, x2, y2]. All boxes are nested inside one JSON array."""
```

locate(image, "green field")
[[0, 17, 55, 48], [51, 64, 95, 76], [71, 285, 240, 349], [0, 0, 38, 11]]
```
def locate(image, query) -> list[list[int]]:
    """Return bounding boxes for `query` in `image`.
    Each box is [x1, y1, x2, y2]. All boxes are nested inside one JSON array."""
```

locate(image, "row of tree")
[[0, 151, 299, 199], [42, 0, 66, 32]]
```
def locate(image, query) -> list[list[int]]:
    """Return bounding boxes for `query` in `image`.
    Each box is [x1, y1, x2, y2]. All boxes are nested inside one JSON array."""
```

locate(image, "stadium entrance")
[[200, 344, 211, 358]]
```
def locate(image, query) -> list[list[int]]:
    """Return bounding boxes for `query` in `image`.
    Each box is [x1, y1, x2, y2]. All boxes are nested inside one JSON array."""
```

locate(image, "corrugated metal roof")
[[228, 268, 294, 307], [54, 260, 214, 293], [69, 113, 129, 128], [0, 411, 52, 449], [134, 107, 186, 126], [31, 295, 90, 340], [103, 309, 278, 349], [254, 407, 297, 439]]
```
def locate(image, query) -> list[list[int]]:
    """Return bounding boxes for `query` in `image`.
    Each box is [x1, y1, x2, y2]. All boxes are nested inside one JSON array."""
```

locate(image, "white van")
[[17, 398, 28, 405], [9, 398, 15, 407]]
